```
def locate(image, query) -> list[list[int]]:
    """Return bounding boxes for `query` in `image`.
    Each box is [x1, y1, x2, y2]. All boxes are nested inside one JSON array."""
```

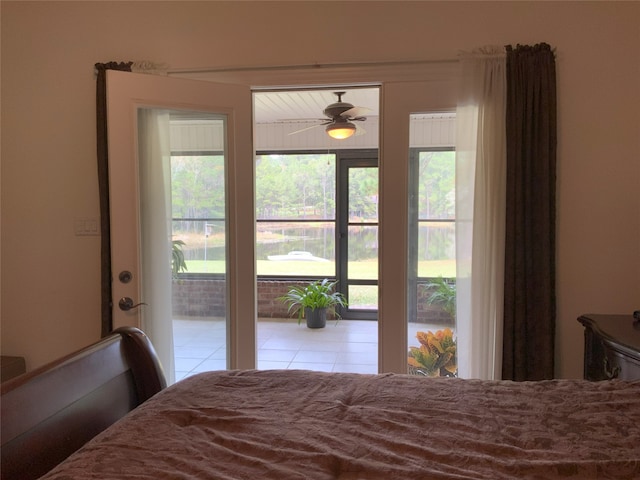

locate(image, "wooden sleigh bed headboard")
[[0, 327, 166, 480]]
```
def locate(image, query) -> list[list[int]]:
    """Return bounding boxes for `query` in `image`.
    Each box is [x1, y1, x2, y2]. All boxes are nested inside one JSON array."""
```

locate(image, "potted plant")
[[408, 328, 457, 377], [277, 279, 348, 329], [171, 239, 188, 278], [425, 276, 456, 321]]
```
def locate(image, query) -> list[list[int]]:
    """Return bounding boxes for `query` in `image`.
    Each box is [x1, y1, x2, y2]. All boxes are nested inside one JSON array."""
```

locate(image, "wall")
[[2, 1, 639, 378]]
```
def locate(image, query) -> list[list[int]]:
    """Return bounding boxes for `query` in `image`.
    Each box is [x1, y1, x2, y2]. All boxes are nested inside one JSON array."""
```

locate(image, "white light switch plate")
[[74, 217, 100, 236]]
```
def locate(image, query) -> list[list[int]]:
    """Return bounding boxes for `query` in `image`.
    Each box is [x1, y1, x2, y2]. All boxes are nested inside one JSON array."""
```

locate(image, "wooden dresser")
[[578, 313, 640, 381]]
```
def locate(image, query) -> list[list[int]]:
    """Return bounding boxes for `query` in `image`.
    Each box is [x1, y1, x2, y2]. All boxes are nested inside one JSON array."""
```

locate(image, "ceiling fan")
[[289, 91, 370, 139]]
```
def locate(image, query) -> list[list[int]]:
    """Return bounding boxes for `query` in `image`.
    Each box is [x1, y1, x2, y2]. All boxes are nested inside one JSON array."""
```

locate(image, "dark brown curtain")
[[95, 62, 133, 337], [502, 44, 557, 381]]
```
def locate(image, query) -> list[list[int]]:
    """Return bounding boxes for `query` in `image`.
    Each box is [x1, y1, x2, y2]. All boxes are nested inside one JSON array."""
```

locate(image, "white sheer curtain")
[[138, 109, 175, 385], [455, 47, 507, 380]]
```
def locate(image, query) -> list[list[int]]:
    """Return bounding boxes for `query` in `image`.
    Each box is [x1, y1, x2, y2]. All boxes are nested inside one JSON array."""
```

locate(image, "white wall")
[[2, 1, 639, 378]]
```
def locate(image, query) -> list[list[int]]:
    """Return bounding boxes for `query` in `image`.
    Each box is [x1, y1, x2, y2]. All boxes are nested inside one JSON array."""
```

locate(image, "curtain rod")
[[168, 58, 458, 76]]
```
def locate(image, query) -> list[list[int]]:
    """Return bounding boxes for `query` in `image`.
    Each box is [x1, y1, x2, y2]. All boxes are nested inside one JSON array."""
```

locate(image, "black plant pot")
[[304, 307, 327, 329]]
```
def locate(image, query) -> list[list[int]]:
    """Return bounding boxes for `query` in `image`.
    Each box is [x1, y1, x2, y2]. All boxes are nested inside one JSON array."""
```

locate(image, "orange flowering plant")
[[408, 328, 457, 377]]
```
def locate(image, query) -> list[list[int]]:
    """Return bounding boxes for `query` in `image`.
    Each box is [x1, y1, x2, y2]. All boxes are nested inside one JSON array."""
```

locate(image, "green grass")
[[183, 260, 226, 274], [184, 259, 455, 278]]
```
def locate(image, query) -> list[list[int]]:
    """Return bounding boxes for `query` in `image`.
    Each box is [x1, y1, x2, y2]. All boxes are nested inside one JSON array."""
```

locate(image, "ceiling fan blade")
[[277, 117, 328, 123], [287, 121, 330, 136], [355, 124, 367, 136], [341, 106, 371, 119]]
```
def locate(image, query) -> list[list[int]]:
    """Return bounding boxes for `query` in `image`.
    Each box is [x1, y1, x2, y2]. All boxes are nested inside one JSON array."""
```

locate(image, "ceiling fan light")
[[326, 122, 356, 140]]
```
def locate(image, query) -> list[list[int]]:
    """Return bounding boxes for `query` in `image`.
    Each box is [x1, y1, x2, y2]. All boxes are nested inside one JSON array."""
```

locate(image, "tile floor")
[[173, 317, 437, 381]]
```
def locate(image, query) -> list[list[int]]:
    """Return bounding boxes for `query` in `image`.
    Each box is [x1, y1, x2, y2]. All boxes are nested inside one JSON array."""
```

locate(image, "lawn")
[[184, 259, 455, 278]]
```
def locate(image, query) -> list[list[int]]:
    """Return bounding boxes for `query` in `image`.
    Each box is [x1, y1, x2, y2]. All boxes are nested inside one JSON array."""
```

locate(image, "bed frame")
[[0, 327, 166, 480]]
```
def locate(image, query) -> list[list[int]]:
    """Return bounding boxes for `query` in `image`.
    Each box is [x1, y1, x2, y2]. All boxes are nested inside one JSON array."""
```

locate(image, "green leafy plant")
[[171, 239, 188, 277], [277, 279, 348, 324], [425, 276, 456, 320], [408, 328, 457, 377]]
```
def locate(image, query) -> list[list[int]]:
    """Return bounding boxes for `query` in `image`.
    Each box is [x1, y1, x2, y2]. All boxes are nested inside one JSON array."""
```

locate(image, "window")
[[255, 153, 337, 278], [171, 154, 226, 274], [414, 148, 456, 279]]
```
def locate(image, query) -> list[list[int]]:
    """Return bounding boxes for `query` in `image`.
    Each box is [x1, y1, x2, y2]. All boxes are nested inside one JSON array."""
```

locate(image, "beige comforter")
[[41, 370, 640, 479]]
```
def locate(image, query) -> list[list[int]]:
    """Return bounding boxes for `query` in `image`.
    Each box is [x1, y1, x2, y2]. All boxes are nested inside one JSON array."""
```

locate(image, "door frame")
[[173, 64, 460, 373]]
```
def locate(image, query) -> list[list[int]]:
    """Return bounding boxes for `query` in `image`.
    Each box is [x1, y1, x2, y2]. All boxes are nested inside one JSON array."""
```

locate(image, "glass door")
[[379, 80, 457, 373], [338, 153, 378, 320], [168, 112, 229, 381], [407, 140, 457, 377], [106, 70, 254, 384]]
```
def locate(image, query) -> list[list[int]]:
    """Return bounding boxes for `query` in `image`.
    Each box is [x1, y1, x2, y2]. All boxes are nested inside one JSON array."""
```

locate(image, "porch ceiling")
[[253, 87, 380, 124]]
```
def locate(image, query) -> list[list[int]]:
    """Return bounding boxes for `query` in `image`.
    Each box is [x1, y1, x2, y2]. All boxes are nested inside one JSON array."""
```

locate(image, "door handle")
[[118, 297, 147, 311]]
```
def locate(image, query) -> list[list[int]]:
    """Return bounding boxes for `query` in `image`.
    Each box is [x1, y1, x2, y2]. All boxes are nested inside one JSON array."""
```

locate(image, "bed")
[[3, 329, 640, 479], [0, 327, 166, 480]]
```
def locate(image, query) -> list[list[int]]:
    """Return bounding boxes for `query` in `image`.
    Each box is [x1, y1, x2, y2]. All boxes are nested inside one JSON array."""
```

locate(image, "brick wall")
[[172, 278, 454, 324], [172, 278, 226, 317]]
